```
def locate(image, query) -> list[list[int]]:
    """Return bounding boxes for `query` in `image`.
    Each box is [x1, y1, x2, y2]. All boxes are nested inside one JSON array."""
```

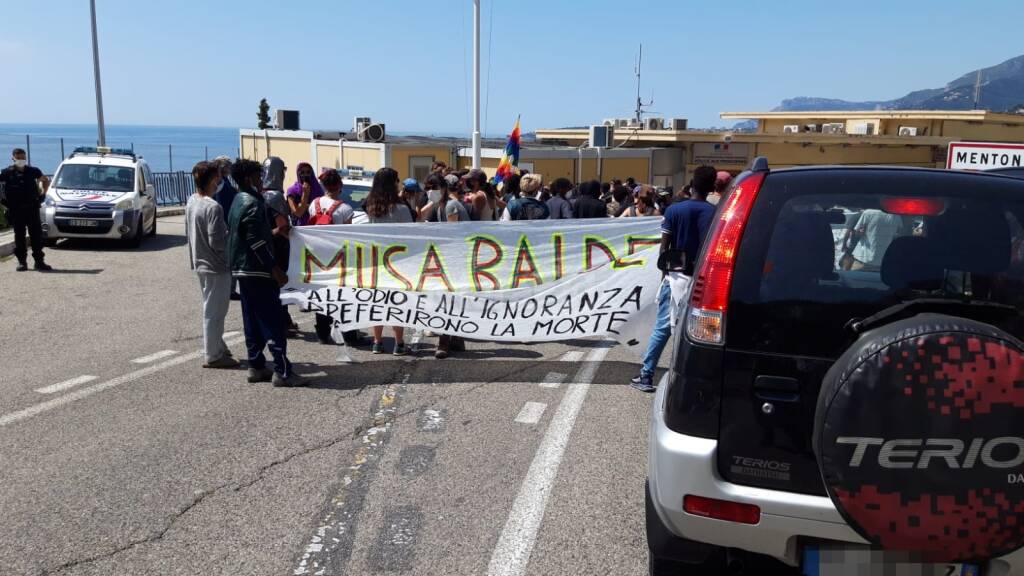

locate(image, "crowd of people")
[[184, 155, 732, 387]]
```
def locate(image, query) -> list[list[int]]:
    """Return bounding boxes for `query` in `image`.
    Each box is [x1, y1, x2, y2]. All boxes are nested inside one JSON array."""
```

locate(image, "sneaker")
[[393, 342, 408, 356], [372, 341, 384, 354], [34, 261, 53, 272], [247, 367, 273, 383], [272, 372, 308, 388], [15, 261, 28, 272], [630, 374, 655, 393], [204, 356, 240, 369], [630, 374, 642, 385], [434, 348, 449, 359]]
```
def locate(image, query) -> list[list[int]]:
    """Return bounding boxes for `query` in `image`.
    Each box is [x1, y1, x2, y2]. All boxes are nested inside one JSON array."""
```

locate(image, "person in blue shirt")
[[631, 165, 718, 392]]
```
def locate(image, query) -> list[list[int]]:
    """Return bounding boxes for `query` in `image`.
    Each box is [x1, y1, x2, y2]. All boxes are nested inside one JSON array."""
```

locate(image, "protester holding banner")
[[631, 165, 717, 393], [227, 159, 304, 387], [363, 168, 413, 355]]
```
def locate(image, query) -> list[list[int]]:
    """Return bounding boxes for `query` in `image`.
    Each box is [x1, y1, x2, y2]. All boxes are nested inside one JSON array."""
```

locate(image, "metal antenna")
[[634, 43, 653, 124], [973, 69, 983, 110]]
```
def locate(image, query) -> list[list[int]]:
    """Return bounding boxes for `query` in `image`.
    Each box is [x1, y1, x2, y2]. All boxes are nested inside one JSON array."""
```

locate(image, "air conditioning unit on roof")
[[354, 116, 371, 132], [602, 118, 618, 127], [589, 125, 613, 148], [616, 118, 630, 128], [898, 126, 919, 136], [805, 124, 820, 133], [822, 123, 846, 134], [358, 123, 386, 142], [783, 124, 800, 134]]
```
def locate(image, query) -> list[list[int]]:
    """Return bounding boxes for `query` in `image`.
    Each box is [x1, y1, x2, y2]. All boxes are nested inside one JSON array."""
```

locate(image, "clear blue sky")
[[3, 0, 1021, 134]]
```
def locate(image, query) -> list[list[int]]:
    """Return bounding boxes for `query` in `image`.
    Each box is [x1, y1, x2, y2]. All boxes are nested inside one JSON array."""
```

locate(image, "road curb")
[[0, 206, 185, 257]]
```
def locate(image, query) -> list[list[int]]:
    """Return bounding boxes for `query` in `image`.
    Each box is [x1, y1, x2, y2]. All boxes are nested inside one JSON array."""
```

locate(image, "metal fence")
[[152, 171, 195, 206]]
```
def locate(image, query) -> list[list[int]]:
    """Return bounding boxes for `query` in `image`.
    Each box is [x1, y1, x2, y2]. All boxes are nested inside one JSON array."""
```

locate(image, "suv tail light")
[[683, 495, 761, 525], [687, 172, 766, 345]]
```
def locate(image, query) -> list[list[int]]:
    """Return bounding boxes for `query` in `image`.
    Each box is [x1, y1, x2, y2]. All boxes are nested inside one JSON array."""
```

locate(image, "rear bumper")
[[647, 374, 1022, 573]]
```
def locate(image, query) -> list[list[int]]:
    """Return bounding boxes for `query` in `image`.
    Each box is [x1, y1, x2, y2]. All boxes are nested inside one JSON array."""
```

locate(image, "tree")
[[257, 98, 271, 129]]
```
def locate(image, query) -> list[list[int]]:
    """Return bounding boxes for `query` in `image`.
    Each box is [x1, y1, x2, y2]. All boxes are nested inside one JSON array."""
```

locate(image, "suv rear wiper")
[[847, 298, 1019, 334]]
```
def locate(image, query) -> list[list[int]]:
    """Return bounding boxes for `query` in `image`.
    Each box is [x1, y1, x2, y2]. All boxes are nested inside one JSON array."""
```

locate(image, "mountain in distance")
[[735, 54, 1024, 130]]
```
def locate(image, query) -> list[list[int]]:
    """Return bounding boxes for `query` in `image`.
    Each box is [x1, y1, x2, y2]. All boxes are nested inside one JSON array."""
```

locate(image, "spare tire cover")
[[814, 314, 1024, 562]]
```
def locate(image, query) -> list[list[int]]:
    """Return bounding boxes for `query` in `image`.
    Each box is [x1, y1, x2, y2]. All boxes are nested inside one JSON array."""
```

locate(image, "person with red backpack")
[[309, 171, 355, 344]]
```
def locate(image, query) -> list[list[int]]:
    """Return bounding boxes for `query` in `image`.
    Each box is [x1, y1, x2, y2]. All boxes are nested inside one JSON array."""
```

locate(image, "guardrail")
[[152, 171, 195, 206]]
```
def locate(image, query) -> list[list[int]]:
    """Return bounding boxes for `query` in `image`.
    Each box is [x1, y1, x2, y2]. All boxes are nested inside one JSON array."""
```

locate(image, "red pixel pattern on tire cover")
[[835, 486, 1024, 562], [895, 336, 1024, 418], [817, 318, 1024, 563]]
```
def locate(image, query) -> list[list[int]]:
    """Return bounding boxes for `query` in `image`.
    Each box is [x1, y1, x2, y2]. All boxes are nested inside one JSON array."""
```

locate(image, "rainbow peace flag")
[[492, 116, 521, 186]]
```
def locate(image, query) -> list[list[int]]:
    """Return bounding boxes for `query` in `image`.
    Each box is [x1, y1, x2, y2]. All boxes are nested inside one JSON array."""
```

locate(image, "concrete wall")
[[240, 132, 313, 176], [755, 142, 935, 166], [339, 146, 385, 172], [941, 121, 1024, 142], [390, 146, 455, 181]]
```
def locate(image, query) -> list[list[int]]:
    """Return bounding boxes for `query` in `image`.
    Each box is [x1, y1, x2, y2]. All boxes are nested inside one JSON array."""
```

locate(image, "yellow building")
[[240, 129, 659, 185], [535, 110, 1024, 187], [242, 110, 1024, 188]]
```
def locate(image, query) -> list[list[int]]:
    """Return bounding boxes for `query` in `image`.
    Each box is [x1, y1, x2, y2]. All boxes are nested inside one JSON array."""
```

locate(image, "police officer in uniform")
[[0, 148, 52, 271]]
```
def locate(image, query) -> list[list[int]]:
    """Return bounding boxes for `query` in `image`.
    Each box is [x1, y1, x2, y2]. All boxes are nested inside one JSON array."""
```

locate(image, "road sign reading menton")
[[947, 141, 1024, 170]]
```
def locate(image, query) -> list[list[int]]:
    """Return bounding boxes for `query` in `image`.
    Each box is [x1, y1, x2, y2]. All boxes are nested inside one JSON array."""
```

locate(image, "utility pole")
[[89, 0, 107, 146], [471, 0, 482, 169]]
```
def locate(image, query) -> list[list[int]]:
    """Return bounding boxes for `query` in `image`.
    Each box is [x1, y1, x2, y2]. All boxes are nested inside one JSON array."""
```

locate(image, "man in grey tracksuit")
[[186, 161, 239, 369]]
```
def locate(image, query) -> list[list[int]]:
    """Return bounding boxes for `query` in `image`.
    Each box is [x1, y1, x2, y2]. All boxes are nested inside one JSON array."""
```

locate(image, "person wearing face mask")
[[425, 173, 471, 359], [545, 178, 574, 219], [263, 157, 298, 334], [226, 159, 305, 388], [1, 148, 52, 271], [286, 162, 323, 226], [186, 161, 239, 369]]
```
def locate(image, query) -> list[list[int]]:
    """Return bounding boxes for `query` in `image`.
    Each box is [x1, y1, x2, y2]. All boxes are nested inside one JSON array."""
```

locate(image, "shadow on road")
[[51, 233, 186, 253]]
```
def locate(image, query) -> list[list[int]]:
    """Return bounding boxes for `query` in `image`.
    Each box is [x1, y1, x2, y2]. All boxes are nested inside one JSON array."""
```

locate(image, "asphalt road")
[[0, 215, 655, 576]]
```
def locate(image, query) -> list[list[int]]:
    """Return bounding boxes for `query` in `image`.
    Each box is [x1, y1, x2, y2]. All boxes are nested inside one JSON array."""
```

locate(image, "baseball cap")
[[403, 178, 422, 192]]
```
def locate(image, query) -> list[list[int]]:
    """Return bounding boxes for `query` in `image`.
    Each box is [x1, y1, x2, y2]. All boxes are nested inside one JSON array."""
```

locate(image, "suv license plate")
[[68, 219, 99, 227], [802, 546, 981, 576]]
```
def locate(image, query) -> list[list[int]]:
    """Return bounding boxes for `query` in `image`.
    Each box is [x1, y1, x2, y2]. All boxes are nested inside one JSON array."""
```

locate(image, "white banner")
[[282, 219, 663, 351]]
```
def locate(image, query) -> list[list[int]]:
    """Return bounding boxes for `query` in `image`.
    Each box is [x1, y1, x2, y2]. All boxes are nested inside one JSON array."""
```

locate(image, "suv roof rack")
[[69, 146, 137, 161], [748, 156, 769, 172]]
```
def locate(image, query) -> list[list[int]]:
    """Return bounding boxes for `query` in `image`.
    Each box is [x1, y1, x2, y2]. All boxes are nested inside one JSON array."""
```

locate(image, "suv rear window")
[[727, 170, 1024, 358]]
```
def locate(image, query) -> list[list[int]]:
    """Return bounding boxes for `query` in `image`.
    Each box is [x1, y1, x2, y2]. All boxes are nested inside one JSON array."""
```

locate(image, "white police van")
[[41, 147, 157, 247]]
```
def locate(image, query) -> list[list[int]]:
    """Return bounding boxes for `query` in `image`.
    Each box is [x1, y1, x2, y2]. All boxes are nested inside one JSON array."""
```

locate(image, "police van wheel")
[[125, 216, 144, 248], [147, 215, 157, 237], [813, 314, 1024, 563]]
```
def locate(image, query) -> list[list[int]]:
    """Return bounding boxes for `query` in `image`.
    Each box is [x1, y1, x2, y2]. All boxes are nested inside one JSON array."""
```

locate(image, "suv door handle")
[[754, 375, 800, 402]]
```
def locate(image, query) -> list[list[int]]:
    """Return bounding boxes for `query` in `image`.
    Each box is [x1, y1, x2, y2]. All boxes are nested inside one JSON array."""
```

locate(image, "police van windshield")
[[54, 164, 136, 192]]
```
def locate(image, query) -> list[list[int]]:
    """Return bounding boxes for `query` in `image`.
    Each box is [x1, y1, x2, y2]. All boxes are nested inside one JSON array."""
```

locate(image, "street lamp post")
[[89, 0, 107, 147], [471, 0, 481, 169]]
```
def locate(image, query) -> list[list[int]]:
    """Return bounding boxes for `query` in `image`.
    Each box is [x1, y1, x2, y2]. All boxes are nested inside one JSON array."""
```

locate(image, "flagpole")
[[472, 0, 482, 169], [90, 0, 107, 147]]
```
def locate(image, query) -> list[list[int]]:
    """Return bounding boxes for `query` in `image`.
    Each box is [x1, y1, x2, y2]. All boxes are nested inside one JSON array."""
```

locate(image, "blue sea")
[[0, 124, 241, 174]]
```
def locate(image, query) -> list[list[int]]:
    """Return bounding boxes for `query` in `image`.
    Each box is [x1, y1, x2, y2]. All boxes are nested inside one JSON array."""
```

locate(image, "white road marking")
[[130, 349, 179, 364], [514, 402, 547, 425], [487, 346, 610, 576], [558, 351, 583, 362], [34, 375, 97, 395], [0, 336, 245, 428], [539, 372, 566, 389]]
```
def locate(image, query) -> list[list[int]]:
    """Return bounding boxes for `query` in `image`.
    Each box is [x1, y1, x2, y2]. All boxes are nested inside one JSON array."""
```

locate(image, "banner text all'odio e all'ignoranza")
[[282, 219, 665, 347]]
